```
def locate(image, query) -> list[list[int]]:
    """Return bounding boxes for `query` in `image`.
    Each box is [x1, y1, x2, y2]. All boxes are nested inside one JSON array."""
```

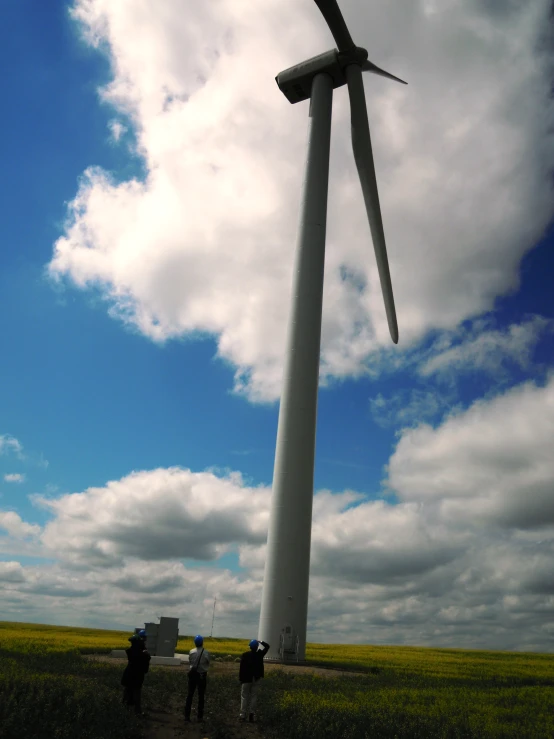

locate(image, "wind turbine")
[[258, 0, 406, 662]]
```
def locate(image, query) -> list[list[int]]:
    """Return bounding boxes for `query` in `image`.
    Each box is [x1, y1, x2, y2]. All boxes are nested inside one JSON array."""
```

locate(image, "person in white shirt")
[[185, 634, 210, 723]]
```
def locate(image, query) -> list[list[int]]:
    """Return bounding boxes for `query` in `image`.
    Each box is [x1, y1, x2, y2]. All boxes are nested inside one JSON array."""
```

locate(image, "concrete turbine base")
[[263, 657, 306, 665], [110, 649, 188, 666]]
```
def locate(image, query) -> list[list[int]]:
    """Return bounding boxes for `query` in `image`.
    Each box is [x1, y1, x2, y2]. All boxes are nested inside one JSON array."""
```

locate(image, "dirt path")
[[143, 695, 187, 739], [85, 655, 365, 738], [145, 695, 264, 739]]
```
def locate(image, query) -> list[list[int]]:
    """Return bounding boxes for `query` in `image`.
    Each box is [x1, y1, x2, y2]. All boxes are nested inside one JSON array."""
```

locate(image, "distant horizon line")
[[1, 619, 551, 656]]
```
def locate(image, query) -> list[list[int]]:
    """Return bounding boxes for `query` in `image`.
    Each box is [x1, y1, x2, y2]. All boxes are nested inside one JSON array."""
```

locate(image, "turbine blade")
[[345, 63, 399, 344], [362, 60, 407, 85], [313, 0, 356, 52]]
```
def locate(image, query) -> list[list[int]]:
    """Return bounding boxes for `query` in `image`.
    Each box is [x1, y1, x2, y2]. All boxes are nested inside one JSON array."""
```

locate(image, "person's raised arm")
[[260, 641, 270, 656]]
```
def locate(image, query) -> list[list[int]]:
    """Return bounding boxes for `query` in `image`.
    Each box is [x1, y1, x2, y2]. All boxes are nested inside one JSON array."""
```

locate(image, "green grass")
[[259, 669, 554, 739], [1, 621, 553, 739], [304, 642, 554, 683], [0, 644, 142, 738]]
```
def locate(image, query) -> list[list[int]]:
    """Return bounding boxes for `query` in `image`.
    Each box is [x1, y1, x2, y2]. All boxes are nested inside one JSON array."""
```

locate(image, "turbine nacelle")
[[276, 48, 406, 105]]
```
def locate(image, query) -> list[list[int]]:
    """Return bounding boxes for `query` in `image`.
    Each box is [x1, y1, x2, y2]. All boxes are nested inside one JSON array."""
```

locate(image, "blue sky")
[[1, 0, 553, 650]]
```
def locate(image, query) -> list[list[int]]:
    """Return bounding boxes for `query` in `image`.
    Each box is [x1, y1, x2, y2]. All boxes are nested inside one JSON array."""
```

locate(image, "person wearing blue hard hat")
[[184, 634, 210, 723], [238, 638, 270, 722], [121, 630, 151, 715]]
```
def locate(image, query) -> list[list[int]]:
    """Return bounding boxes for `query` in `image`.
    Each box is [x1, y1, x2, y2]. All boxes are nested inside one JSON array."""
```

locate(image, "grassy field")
[[1, 621, 553, 738], [0, 622, 141, 739]]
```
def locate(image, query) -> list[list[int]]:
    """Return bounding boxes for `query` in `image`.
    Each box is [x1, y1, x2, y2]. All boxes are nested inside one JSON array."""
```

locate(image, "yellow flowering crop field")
[[305, 641, 554, 681], [1, 620, 553, 738], [0, 619, 131, 654]]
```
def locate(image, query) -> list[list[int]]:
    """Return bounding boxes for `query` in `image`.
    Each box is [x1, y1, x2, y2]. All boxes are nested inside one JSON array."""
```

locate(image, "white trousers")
[[240, 678, 259, 718]]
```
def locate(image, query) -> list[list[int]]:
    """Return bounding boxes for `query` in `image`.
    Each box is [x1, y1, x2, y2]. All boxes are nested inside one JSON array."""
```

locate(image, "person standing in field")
[[121, 630, 151, 715], [239, 639, 270, 722], [185, 634, 210, 723]]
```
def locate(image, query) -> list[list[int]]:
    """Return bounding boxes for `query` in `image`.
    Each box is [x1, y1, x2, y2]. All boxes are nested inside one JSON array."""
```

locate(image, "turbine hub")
[[337, 46, 368, 67], [275, 47, 368, 105]]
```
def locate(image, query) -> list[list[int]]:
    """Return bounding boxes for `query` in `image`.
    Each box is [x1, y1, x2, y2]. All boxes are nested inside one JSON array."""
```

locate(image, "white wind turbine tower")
[[258, 0, 406, 662]]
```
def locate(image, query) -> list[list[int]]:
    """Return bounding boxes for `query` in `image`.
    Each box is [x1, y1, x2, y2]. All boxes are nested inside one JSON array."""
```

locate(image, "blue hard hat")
[[194, 634, 204, 647], [138, 629, 146, 638], [249, 639, 259, 650]]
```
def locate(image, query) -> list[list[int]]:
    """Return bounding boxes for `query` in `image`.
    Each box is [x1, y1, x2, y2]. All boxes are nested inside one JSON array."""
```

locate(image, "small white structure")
[[111, 616, 186, 665], [110, 649, 185, 666], [145, 617, 179, 657]]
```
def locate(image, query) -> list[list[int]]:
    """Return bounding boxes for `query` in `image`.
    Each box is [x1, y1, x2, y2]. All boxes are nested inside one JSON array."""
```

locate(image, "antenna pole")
[[258, 72, 334, 662], [210, 597, 216, 638]]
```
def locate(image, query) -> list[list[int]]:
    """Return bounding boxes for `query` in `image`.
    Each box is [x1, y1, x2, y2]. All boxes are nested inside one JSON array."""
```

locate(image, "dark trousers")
[[122, 686, 142, 714], [185, 671, 207, 719]]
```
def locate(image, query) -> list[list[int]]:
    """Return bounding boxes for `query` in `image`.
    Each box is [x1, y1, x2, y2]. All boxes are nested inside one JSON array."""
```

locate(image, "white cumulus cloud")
[[37, 467, 270, 567], [2, 359, 554, 648], [4, 473, 26, 483], [108, 119, 127, 142], [0, 511, 41, 539], [369, 388, 458, 428], [47, 0, 554, 401], [0, 561, 26, 583], [0, 435, 24, 458], [419, 315, 552, 379], [388, 373, 554, 529]]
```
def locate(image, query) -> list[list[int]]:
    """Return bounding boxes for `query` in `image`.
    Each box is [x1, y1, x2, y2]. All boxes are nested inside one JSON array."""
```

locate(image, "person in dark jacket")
[[239, 639, 270, 722], [121, 631, 151, 715]]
